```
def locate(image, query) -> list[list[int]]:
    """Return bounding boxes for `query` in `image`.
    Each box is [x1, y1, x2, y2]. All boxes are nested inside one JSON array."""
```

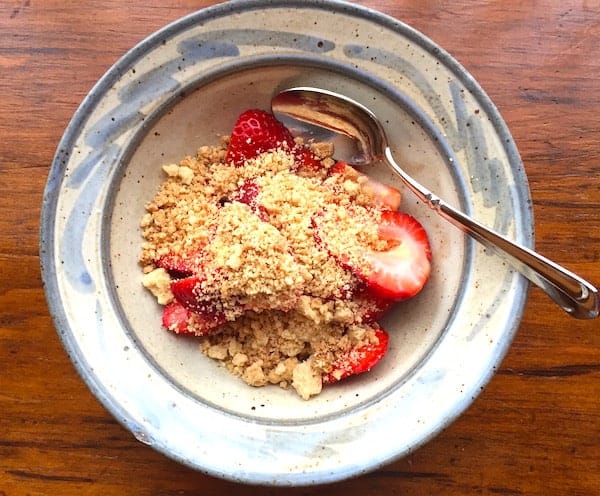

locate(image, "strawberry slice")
[[232, 178, 269, 221], [353, 287, 395, 323], [226, 109, 294, 165], [362, 211, 431, 301], [329, 162, 402, 210], [313, 208, 431, 301], [156, 251, 201, 278], [170, 276, 227, 335], [162, 301, 194, 335], [323, 326, 389, 383], [292, 146, 322, 174]]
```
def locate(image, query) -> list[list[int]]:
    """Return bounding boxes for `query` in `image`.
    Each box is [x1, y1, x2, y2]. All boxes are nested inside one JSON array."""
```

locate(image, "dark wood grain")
[[1, 1, 598, 495]]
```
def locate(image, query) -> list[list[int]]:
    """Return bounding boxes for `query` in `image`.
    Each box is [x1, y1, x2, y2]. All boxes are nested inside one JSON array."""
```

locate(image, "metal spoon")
[[272, 87, 598, 319]]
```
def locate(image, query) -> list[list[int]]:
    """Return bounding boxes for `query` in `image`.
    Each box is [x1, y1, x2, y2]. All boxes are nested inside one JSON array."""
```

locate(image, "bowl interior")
[[107, 61, 467, 421]]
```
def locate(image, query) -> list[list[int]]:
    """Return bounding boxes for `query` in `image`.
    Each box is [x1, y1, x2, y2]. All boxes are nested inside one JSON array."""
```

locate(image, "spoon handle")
[[384, 148, 599, 319]]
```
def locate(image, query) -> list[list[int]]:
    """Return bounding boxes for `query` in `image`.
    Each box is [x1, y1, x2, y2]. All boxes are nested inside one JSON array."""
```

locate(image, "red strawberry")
[[323, 326, 389, 383], [232, 179, 269, 221], [329, 161, 348, 175], [156, 251, 201, 278], [170, 276, 227, 335], [312, 208, 431, 301], [162, 301, 194, 335], [329, 162, 402, 210], [360, 211, 431, 300], [364, 178, 402, 211], [353, 287, 395, 323], [226, 109, 294, 165], [292, 146, 322, 173]]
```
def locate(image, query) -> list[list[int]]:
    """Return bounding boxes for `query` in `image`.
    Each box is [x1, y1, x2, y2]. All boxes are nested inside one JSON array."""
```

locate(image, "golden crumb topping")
[[141, 139, 392, 399]]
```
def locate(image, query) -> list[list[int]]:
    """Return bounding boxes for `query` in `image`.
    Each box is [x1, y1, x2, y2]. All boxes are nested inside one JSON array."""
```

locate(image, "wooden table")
[[1, 1, 598, 494]]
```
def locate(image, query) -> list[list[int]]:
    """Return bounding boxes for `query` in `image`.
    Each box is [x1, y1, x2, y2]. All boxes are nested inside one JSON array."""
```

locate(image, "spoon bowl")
[[272, 87, 598, 319], [273, 88, 386, 165]]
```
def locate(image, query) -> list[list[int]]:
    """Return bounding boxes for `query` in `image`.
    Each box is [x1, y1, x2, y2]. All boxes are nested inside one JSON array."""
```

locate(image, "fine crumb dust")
[[140, 139, 391, 400]]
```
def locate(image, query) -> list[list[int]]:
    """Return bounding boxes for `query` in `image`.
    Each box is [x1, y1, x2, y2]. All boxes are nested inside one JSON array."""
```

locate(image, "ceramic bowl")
[[40, 0, 532, 486]]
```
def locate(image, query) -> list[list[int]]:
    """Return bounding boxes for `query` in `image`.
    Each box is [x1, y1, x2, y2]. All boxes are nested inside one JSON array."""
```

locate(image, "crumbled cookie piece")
[[292, 360, 322, 400], [141, 268, 173, 305]]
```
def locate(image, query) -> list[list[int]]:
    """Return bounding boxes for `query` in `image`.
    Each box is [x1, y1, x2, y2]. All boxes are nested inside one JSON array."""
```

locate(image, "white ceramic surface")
[[40, 0, 533, 486]]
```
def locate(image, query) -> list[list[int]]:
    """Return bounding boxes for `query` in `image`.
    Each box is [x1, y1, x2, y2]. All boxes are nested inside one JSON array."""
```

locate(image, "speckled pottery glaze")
[[40, 0, 533, 486]]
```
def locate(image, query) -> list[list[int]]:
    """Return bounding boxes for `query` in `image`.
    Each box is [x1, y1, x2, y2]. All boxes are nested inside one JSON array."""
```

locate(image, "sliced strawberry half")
[[329, 162, 402, 210], [323, 326, 389, 384], [292, 146, 322, 174], [170, 276, 227, 335], [232, 178, 269, 221], [226, 109, 294, 165], [353, 287, 395, 323], [361, 211, 431, 301], [162, 301, 194, 335], [156, 250, 201, 278], [313, 208, 431, 301]]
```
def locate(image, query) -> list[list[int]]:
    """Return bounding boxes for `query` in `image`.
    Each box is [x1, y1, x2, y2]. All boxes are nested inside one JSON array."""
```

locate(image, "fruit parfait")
[[139, 109, 432, 400]]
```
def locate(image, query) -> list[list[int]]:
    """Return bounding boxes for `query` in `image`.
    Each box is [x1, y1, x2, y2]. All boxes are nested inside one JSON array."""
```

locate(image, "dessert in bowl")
[[139, 106, 432, 400], [40, 0, 532, 485]]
